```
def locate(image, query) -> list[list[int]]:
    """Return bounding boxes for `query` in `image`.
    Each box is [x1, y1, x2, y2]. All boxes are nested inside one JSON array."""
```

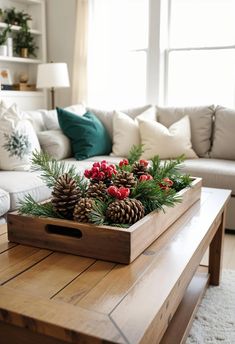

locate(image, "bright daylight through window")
[[88, 0, 235, 108], [87, 0, 148, 108]]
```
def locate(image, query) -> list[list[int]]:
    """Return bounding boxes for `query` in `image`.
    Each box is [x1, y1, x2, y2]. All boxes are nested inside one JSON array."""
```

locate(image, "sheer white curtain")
[[87, 0, 149, 109], [72, 0, 89, 104], [72, 0, 149, 108]]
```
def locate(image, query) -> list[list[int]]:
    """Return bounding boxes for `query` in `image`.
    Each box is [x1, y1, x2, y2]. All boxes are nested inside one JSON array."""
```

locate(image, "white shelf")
[[0, 90, 43, 97], [0, 56, 42, 63], [10, 0, 42, 5], [0, 22, 41, 35]]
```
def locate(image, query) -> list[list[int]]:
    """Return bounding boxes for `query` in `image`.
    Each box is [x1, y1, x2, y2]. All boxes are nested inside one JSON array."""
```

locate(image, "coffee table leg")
[[209, 210, 226, 286]]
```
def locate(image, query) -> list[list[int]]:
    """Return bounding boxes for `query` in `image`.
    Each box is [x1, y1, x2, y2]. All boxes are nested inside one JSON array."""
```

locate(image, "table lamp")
[[36, 62, 70, 109]]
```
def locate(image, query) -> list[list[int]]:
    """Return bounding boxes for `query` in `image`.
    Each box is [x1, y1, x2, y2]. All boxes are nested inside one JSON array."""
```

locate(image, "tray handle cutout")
[[46, 225, 83, 239]]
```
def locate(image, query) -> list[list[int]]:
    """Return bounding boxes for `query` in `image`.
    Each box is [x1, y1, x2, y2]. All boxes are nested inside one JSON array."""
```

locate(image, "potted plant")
[[4, 7, 18, 25], [14, 26, 38, 58], [0, 8, 3, 22], [4, 8, 32, 27], [0, 27, 10, 56]]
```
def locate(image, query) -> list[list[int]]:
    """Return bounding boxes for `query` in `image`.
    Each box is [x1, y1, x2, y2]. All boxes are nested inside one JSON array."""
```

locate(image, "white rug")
[[186, 270, 235, 344]]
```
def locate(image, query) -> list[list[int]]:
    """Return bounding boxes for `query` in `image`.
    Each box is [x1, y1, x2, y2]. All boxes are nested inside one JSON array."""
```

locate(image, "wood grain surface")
[[0, 187, 231, 344]]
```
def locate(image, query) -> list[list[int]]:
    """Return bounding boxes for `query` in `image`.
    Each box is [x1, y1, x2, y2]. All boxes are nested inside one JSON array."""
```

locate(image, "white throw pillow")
[[0, 103, 41, 171], [38, 129, 72, 160], [138, 116, 198, 160], [43, 104, 87, 130], [112, 106, 156, 157]]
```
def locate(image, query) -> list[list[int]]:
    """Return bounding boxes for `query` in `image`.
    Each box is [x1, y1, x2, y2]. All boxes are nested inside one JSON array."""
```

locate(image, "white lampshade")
[[36, 63, 70, 89]]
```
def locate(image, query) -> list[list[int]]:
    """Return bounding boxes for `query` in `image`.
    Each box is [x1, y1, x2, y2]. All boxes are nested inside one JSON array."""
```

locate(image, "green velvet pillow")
[[57, 107, 112, 160]]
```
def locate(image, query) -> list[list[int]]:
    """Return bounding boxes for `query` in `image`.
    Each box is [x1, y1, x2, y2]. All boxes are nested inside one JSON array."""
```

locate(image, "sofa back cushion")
[[210, 106, 235, 160], [86, 105, 152, 139], [37, 130, 72, 160], [156, 105, 214, 157], [43, 104, 87, 131]]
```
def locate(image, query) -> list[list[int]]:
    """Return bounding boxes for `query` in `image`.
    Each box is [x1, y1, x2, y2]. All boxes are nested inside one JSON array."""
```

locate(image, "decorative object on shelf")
[[19, 72, 29, 83], [7, 36, 13, 57], [36, 62, 70, 109], [13, 83, 36, 91], [0, 68, 12, 85], [0, 26, 10, 56], [14, 25, 38, 58], [19, 145, 193, 226]]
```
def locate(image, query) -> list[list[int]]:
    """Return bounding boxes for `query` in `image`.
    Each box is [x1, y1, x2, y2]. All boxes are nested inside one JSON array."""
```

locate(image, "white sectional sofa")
[[0, 104, 234, 230]]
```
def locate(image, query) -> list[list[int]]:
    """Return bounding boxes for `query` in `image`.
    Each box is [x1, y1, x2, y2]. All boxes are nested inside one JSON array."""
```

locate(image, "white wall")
[[46, 0, 76, 108]]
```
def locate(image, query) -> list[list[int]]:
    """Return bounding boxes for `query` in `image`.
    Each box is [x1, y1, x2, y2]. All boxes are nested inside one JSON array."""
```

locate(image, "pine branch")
[[18, 195, 60, 218], [31, 150, 86, 189], [128, 144, 145, 165], [149, 155, 185, 181], [88, 199, 107, 225]]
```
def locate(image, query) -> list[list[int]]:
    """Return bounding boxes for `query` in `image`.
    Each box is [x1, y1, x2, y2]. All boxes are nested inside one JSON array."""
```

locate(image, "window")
[[88, 0, 149, 108], [166, 0, 235, 107]]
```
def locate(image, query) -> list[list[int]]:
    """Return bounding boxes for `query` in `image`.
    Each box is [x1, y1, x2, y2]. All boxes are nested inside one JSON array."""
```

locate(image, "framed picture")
[[0, 68, 12, 85]]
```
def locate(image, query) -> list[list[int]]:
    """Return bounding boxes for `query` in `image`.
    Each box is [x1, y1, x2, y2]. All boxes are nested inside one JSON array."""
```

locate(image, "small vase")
[[0, 45, 7, 56], [7, 37, 13, 57], [20, 48, 28, 58]]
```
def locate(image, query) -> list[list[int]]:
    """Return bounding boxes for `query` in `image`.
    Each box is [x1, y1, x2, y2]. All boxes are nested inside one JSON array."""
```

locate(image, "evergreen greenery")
[[31, 151, 88, 192], [128, 144, 144, 165], [18, 148, 193, 226], [19, 195, 60, 218]]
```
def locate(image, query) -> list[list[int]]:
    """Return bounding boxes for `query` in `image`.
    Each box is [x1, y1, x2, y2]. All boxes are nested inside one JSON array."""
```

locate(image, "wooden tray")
[[7, 178, 202, 264]]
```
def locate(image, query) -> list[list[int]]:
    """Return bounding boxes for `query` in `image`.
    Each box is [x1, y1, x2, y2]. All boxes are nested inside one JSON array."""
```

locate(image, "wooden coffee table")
[[0, 187, 231, 344]]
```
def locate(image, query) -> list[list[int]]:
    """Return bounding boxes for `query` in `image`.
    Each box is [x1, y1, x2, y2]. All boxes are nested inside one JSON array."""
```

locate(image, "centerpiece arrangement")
[[19, 145, 192, 227], [8, 145, 201, 264]]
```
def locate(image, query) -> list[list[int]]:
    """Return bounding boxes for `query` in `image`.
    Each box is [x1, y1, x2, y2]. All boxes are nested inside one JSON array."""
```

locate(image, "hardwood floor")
[[201, 233, 235, 270]]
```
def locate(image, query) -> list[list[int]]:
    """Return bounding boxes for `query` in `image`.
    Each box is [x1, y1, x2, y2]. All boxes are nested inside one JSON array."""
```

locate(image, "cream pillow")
[[43, 104, 87, 130], [112, 106, 156, 157], [0, 103, 41, 171], [138, 116, 198, 160], [37, 130, 72, 160]]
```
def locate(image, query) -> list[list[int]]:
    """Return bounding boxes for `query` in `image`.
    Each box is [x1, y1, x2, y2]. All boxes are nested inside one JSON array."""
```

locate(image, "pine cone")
[[73, 197, 94, 223], [51, 173, 82, 219], [106, 198, 145, 224], [86, 181, 107, 201], [114, 171, 137, 188], [132, 162, 148, 177]]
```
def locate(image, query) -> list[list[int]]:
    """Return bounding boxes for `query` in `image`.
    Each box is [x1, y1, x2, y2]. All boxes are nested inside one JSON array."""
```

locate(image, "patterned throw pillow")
[[0, 103, 41, 171]]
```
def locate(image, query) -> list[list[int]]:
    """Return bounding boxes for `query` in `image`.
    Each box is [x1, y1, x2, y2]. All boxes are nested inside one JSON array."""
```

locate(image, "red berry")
[[107, 186, 118, 197], [84, 169, 91, 178], [139, 175, 148, 182], [116, 187, 130, 200], [163, 177, 173, 186], [139, 159, 148, 167], [119, 159, 129, 168], [93, 162, 101, 168]]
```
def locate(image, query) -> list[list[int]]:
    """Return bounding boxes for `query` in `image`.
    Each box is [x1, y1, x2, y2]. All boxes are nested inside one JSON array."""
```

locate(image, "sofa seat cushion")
[[0, 188, 10, 217], [0, 171, 51, 211], [181, 159, 235, 195]]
